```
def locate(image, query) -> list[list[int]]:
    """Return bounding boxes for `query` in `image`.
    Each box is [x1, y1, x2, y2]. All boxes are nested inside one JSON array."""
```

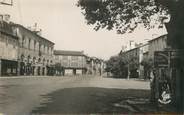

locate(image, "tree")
[[105, 55, 126, 78], [141, 58, 153, 79], [77, 0, 184, 111], [105, 56, 120, 77], [77, 0, 184, 49]]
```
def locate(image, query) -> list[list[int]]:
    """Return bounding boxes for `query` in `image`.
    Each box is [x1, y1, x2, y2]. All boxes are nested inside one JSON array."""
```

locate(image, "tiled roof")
[[148, 34, 167, 42], [12, 24, 55, 45], [54, 50, 85, 56]]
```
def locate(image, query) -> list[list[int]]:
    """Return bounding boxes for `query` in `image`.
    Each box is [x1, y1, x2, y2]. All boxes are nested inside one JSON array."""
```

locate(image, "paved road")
[[0, 76, 176, 115]]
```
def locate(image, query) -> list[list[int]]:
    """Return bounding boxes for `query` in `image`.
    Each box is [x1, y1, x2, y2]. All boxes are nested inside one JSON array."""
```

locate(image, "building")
[[86, 57, 105, 76], [12, 24, 55, 76], [148, 34, 167, 60], [139, 43, 149, 79], [120, 47, 140, 78], [54, 50, 87, 76], [0, 19, 18, 76], [119, 34, 168, 79]]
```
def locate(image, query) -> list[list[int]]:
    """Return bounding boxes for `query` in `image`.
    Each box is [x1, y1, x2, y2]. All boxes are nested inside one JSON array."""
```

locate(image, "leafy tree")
[[105, 56, 119, 77], [105, 55, 126, 78], [141, 58, 153, 79], [77, 0, 184, 49], [77, 0, 184, 110]]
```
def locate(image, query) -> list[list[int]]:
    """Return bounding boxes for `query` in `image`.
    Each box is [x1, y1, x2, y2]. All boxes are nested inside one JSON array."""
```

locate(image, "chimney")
[[36, 29, 42, 36], [33, 23, 37, 31]]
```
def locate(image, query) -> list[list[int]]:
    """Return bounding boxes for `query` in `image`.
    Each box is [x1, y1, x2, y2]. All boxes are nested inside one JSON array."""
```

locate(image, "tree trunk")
[[165, 1, 184, 112]]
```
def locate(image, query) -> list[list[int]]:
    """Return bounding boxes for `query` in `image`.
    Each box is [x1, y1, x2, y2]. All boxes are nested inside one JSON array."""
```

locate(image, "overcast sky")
[[0, 0, 167, 60]]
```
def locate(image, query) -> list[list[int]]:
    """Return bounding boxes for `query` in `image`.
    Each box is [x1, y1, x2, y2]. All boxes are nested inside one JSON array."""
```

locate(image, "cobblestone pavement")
[[0, 76, 177, 115]]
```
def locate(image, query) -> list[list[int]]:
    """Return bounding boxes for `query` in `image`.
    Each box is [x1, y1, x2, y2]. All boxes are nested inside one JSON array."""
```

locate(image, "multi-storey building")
[[119, 34, 167, 79], [120, 47, 140, 78], [148, 34, 167, 60], [54, 50, 87, 75], [139, 43, 149, 79], [12, 24, 55, 76], [0, 19, 18, 76]]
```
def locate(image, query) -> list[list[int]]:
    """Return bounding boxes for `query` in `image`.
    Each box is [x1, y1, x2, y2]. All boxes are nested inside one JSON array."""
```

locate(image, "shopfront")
[[0, 59, 18, 76]]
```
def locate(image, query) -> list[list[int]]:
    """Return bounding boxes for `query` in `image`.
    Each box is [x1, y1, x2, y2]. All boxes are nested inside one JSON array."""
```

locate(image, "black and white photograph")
[[0, 0, 183, 114]]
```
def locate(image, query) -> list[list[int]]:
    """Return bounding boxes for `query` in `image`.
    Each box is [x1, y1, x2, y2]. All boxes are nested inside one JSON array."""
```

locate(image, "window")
[[71, 56, 78, 60], [44, 46, 47, 53], [63, 62, 68, 67], [71, 62, 78, 67], [22, 36, 25, 47], [28, 38, 31, 49], [47, 47, 49, 54], [34, 40, 36, 51], [62, 56, 68, 60], [38, 58, 41, 62], [39, 43, 41, 52], [43, 45, 45, 53], [6, 38, 8, 46], [51, 47, 53, 55], [33, 57, 36, 63]]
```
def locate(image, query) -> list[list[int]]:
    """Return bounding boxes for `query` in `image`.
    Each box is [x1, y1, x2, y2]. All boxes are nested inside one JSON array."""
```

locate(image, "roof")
[[12, 24, 55, 45], [148, 34, 167, 42], [0, 21, 18, 39], [54, 50, 86, 56], [125, 47, 139, 53]]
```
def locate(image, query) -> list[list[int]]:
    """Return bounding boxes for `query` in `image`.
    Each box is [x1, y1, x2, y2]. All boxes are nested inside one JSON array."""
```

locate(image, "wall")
[[15, 25, 54, 64], [148, 35, 167, 60], [0, 31, 18, 76], [13, 25, 55, 76], [120, 47, 140, 78], [58, 55, 86, 69], [139, 44, 149, 78], [54, 54, 87, 76], [0, 33, 18, 61]]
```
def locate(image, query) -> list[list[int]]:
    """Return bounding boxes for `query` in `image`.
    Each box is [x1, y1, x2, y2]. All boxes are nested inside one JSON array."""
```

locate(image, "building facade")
[[0, 20, 18, 76], [119, 34, 168, 79], [120, 47, 140, 78], [139, 43, 149, 79], [12, 24, 55, 76], [54, 50, 87, 76], [148, 34, 167, 60]]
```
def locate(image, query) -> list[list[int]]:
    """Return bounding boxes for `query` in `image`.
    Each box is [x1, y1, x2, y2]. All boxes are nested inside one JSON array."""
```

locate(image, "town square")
[[0, 0, 184, 114]]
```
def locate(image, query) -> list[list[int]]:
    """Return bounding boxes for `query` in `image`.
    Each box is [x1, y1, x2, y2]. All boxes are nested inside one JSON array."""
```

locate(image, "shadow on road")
[[31, 87, 177, 114]]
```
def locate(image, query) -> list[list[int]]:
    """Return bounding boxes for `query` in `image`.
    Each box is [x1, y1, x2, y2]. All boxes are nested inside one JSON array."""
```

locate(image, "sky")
[[0, 0, 167, 60]]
